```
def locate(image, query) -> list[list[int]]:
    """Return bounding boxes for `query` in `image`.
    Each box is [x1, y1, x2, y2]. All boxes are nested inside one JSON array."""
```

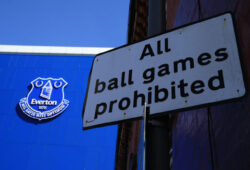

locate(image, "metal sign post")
[[143, 103, 150, 170]]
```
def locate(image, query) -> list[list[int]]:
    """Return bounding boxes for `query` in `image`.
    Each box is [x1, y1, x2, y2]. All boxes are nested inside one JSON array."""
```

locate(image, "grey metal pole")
[[148, 0, 166, 36], [143, 102, 147, 170], [146, 0, 170, 170]]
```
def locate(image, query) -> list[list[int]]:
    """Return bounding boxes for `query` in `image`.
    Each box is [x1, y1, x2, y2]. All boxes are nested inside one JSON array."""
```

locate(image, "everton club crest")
[[19, 77, 69, 120]]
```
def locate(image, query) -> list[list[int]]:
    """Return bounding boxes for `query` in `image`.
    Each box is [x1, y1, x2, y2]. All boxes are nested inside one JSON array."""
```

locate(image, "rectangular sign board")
[[83, 13, 245, 129]]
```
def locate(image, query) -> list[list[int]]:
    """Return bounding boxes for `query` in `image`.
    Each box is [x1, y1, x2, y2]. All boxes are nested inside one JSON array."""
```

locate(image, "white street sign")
[[83, 13, 245, 129]]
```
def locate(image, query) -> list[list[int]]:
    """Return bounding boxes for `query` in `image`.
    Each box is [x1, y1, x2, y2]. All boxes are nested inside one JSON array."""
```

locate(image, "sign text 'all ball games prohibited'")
[[83, 13, 245, 129]]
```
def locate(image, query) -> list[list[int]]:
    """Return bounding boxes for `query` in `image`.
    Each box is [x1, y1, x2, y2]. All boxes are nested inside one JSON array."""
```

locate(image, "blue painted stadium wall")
[[0, 53, 117, 170]]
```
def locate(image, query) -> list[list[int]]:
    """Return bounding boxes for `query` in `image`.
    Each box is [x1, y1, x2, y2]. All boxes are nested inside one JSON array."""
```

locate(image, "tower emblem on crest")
[[19, 77, 69, 120]]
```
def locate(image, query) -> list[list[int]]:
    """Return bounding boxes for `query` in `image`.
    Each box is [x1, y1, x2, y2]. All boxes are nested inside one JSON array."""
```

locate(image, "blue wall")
[[0, 53, 117, 170]]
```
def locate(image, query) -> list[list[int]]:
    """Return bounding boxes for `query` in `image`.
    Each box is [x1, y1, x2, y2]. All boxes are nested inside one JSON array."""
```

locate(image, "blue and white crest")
[[19, 77, 69, 120]]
